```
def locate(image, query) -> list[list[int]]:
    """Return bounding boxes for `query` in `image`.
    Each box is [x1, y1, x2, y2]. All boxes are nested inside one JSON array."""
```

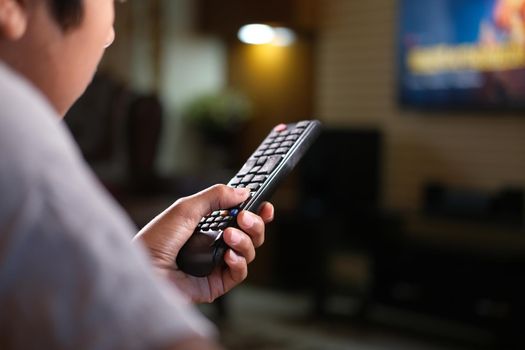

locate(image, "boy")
[[0, 0, 273, 349]]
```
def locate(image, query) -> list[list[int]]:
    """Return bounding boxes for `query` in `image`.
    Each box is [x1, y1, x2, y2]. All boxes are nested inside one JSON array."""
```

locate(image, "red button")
[[274, 123, 287, 132]]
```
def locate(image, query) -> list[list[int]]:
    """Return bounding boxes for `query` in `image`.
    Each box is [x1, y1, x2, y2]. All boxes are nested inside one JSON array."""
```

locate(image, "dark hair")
[[47, 0, 84, 30]]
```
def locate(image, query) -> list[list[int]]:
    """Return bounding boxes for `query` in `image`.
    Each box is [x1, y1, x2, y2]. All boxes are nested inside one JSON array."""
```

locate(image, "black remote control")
[[176, 120, 322, 277]]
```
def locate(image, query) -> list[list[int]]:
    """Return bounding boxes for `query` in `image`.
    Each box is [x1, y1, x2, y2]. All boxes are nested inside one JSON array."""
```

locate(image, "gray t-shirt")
[[0, 62, 214, 349]]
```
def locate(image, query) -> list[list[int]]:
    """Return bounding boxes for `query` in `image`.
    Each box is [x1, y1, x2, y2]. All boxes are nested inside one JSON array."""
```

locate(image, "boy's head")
[[0, 0, 116, 116]]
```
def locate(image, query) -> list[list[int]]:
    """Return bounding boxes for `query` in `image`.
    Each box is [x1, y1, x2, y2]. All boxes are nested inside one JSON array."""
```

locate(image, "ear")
[[0, 0, 27, 40]]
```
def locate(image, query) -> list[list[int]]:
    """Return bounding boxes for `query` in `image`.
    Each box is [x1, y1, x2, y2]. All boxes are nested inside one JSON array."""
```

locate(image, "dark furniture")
[[272, 128, 525, 348], [272, 127, 386, 301]]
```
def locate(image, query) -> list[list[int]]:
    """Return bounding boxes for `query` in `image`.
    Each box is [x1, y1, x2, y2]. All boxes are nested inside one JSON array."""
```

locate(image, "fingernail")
[[241, 213, 254, 228]]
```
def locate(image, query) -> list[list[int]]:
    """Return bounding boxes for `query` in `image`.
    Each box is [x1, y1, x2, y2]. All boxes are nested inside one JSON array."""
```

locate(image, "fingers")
[[222, 249, 248, 291], [223, 228, 256, 263], [220, 209, 268, 290], [173, 184, 250, 223], [258, 202, 275, 224], [237, 210, 266, 248], [207, 202, 275, 299], [222, 203, 273, 262]]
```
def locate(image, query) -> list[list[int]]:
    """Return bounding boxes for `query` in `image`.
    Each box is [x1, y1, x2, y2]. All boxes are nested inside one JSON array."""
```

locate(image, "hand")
[[134, 184, 274, 303]]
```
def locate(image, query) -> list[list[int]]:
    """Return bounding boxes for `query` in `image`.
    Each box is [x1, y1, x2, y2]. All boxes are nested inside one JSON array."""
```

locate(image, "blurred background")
[[65, 0, 525, 349]]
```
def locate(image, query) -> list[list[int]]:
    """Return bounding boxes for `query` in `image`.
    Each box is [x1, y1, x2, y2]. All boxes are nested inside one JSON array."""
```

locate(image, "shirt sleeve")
[[2, 198, 216, 350], [0, 63, 215, 350]]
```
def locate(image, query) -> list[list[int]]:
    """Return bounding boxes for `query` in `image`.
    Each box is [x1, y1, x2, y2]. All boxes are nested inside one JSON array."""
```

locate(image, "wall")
[[228, 40, 315, 160], [157, 0, 227, 174], [99, 0, 227, 175], [316, 0, 525, 211]]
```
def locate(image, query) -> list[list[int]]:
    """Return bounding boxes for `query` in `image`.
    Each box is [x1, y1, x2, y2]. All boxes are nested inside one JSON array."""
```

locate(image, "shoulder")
[[0, 61, 59, 132], [0, 61, 75, 177], [0, 62, 132, 234], [0, 62, 78, 211]]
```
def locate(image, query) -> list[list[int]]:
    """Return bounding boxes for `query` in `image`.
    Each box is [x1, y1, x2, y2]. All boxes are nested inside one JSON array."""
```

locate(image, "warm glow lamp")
[[238, 24, 296, 46], [238, 24, 275, 45]]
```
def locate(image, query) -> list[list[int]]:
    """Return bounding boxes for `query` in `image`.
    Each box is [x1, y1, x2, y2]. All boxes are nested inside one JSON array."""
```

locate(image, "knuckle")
[[239, 266, 248, 281], [233, 253, 248, 280], [255, 214, 265, 230], [249, 249, 256, 263], [173, 197, 193, 215], [253, 222, 265, 246], [213, 183, 228, 196]]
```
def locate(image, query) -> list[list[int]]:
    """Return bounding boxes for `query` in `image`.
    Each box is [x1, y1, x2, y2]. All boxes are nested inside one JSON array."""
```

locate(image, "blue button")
[[229, 208, 239, 216]]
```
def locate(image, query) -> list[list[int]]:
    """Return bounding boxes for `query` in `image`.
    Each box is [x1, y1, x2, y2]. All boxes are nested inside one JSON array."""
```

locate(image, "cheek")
[[55, 40, 107, 114], [75, 25, 114, 75], [58, 5, 115, 110]]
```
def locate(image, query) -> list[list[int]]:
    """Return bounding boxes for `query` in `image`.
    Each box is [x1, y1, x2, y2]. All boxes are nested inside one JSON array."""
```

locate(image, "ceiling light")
[[238, 24, 275, 45]]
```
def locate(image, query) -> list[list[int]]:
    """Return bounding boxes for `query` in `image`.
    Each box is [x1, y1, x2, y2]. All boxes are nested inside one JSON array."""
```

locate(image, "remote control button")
[[256, 156, 267, 166], [268, 143, 279, 149], [238, 159, 256, 176], [285, 135, 299, 141], [210, 223, 219, 229], [258, 155, 282, 174], [241, 174, 254, 184], [230, 177, 241, 186], [247, 183, 261, 191], [214, 216, 223, 222], [201, 223, 210, 230], [249, 165, 261, 174], [263, 149, 275, 156], [229, 208, 239, 216], [253, 151, 263, 157], [296, 121, 310, 128], [291, 128, 303, 135], [218, 222, 229, 230], [220, 210, 229, 216], [206, 217, 215, 223], [281, 141, 294, 148], [275, 147, 289, 154], [274, 123, 287, 132], [253, 175, 267, 183], [275, 136, 285, 143]]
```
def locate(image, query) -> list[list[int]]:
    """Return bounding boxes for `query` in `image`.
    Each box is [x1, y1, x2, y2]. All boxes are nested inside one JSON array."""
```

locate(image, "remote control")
[[176, 120, 322, 277]]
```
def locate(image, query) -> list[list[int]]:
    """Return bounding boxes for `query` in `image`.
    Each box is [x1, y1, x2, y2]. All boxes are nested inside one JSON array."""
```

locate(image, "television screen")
[[398, 0, 525, 110]]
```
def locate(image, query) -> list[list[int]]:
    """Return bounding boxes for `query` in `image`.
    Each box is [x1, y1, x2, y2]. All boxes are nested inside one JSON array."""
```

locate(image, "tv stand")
[[371, 212, 525, 348]]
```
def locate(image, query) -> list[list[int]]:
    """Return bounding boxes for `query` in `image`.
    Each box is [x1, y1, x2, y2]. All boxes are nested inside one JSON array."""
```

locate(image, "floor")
[[199, 285, 489, 350]]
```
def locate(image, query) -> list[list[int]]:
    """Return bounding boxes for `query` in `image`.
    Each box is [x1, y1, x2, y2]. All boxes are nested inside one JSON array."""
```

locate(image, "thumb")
[[138, 185, 249, 244], [183, 184, 250, 219]]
